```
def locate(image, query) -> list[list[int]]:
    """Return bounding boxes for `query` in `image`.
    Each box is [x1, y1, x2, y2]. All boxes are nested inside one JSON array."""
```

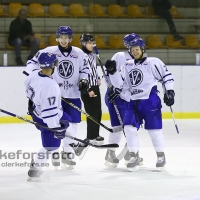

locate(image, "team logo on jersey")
[[58, 81, 74, 90], [131, 89, 143, 95], [126, 62, 133, 66], [128, 69, 143, 86], [70, 54, 78, 59], [58, 60, 74, 79]]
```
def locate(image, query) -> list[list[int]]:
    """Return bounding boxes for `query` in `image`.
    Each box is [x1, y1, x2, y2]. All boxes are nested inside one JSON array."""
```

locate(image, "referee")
[[80, 34, 104, 144]]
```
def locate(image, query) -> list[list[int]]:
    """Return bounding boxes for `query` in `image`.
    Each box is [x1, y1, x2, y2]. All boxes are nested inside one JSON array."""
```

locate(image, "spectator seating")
[[6, 40, 28, 50], [89, 4, 109, 18], [145, 5, 160, 18], [7, 34, 46, 49], [169, 6, 185, 18], [34, 34, 45, 49], [0, 4, 4, 16], [69, 4, 89, 17], [29, 3, 50, 17], [108, 4, 128, 18], [8, 3, 22, 17], [109, 35, 125, 49], [0, 3, 192, 19], [70, 34, 81, 48], [49, 4, 71, 17], [166, 35, 187, 48], [147, 35, 167, 48], [94, 35, 110, 49], [49, 35, 58, 46], [0, 4, 9, 16], [185, 35, 200, 48], [127, 5, 146, 18]]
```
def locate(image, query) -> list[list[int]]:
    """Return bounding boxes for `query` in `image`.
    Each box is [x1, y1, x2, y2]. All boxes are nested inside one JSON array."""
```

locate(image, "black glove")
[[53, 120, 69, 139], [163, 90, 175, 106], [107, 87, 122, 103], [105, 60, 117, 75], [78, 79, 89, 94], [28, 99, 34, 115]]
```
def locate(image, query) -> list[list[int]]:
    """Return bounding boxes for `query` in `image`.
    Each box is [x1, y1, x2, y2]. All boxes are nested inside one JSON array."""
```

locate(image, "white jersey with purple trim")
[[123, 57, 174, 100], [112, 51, 133, 71], [26, 46, 90, 98], [106, 51, 133, 102], [24, 70, 63, 129]]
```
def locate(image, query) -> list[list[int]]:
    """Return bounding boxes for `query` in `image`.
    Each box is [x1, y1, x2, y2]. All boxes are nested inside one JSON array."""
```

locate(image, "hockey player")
[[104, 33, 141, 167], [79, 33, 104, 144], [26, 26, 90, 167], [106, 37, 175, 171], [25, 52, 85, 180]]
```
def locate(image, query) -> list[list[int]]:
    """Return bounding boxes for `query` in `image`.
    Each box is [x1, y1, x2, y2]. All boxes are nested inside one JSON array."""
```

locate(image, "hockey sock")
[[124, 125, 139, 153], [148, 129, 165, 152]]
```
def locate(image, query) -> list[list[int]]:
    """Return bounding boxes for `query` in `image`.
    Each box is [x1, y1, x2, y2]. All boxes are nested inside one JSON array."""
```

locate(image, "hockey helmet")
[[38, 52, 58, 68], [129, 38, 145, 50], [56, 26, 73, 42], [80, 33, 95, 46], [123, 33, 140, 49]]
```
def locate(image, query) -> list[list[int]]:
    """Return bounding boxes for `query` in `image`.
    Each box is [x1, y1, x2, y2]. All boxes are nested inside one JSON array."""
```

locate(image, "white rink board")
[[0, 65, 200, 117]]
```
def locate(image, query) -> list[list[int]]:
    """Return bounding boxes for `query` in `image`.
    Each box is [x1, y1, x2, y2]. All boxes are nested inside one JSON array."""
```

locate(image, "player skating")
[[25, 52, 87, 180], [26, 26, 90, 167], [105, 37, 175, 171], [103, 33, 143, 167]]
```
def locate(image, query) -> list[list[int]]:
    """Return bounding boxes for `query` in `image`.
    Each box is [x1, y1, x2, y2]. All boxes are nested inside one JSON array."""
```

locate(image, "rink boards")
[[0, 65, 200, 123]]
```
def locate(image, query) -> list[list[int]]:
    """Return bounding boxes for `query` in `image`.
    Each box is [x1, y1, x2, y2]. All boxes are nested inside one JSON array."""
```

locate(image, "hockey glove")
[[53, 120, 69, 139], [105, 60, 117, 75], [78, 79, 89, 94], [163, 90, 175, 106], [107, 87, 122, 103], [53, 126, 66, 139], [28, 99, 34, 116]]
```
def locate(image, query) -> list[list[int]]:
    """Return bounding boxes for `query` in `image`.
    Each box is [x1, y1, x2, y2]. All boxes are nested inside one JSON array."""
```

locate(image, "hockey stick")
[[0, 108, 119, 149], [23, 71, 122, 134], [154, 65, 179, 134], [93, 45, 128, 160], [93, 45, 123, 125], [61, 98, 122, 134]]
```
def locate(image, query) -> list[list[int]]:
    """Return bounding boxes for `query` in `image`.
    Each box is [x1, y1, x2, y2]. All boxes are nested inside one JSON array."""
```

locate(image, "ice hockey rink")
[[0, 119, 200, 200]]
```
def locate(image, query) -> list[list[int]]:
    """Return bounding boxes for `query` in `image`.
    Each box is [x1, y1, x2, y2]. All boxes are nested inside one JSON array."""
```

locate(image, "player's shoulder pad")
[[71, 46, 86, 57], [112, 51, 125, 60], [147, 57, 162, 63], [44, 46, 58, 53]]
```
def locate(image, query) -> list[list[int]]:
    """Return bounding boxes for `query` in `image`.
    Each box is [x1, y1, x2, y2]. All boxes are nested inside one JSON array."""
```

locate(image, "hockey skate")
[[127, 152, 140, 172], [27, 159, 43, 182], [90, 136, 104, 145], [61, 151, 76, 170], [105, 149, 119, 168], [51, 152, 60, 170], [124, 150, 143, 166], [156, 152, 166, 171], [70, 139, 90, 160]]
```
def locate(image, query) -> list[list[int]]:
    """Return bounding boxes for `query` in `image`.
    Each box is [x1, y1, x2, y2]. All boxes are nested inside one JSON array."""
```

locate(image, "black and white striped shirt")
[[87, 52, 99, 88]]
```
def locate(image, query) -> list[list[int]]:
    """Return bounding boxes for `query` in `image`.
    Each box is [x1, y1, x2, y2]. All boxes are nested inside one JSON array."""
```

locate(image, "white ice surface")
[[0, 120, 200, 200]]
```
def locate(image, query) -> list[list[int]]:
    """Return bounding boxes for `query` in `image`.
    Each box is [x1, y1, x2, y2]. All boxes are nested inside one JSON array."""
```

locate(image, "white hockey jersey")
[[24, 70, 63, 128], [107, 51, 133, 102], [123, 57, 174, 100], [26, 46, 90, 98]]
